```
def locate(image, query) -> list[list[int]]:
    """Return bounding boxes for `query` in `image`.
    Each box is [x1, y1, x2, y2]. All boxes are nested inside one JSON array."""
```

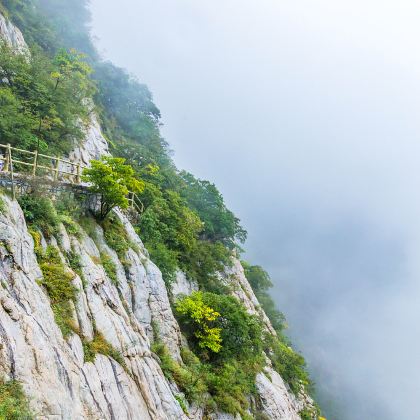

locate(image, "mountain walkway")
[[0, 142, 143, 215]]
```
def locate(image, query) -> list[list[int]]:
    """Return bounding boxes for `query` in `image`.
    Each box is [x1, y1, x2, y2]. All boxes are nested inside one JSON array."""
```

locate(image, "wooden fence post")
[[76, 164, 81, 184], [4, 144, 10, 173], [54, 159, 59, 181], [7, 144, 15, 200], [32, 150, 38, 176]]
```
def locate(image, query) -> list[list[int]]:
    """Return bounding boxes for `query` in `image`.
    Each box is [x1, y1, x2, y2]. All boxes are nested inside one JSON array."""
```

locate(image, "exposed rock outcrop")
[[0, 196, 186, 420], [0, 12, 28, 52], [67, 112, 110, 167]]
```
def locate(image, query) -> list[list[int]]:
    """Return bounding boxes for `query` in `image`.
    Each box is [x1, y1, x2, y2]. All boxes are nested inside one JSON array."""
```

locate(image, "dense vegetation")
[[0, 378, 33, 419], [0, 0, 320, 418], [0, 42, 94, 153], [153, 291, 267, 419]]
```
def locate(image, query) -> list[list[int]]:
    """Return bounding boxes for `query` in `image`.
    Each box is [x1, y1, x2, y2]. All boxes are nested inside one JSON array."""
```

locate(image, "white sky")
[[90, 1, 420, 417]]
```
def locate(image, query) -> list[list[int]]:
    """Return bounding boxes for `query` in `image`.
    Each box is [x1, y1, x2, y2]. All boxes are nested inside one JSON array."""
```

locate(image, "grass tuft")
[[36, 246, 78, 338], [0, 378, 33, 420]]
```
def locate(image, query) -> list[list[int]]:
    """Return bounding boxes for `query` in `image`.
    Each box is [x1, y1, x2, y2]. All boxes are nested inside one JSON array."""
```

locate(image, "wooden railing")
[[0, 143, 143, 214], [0, 142, 84, 183]]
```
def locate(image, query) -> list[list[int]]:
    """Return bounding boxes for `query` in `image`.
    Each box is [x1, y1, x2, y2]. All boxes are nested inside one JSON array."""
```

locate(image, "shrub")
[[177, 292, 264, 365], [174, 293, 266, 417], [177, 171, 247, 248], [78, 215, 97, 239], [266, 335, 310, 395], [101, 213, 131, 260], [59, 214, 81, 238], [100, 252, 118, 285], [54, 193, 83, 219], [66, 249, 85, 287], [18, 194, 60, 237], [82, 331, 126, 369], [180, 241, 232, 293], [37, 246, 78, 337], [174, 395, 188, 415], [299, 408, 322, 420], [0, 42, 94, 154], [152, 343, 208, 405], [0, 196, 6, 214], [242, 261, 286, 334], [28, 228, 42, 257], [0, 378, 33, 420], [175, 292, 222, 353]]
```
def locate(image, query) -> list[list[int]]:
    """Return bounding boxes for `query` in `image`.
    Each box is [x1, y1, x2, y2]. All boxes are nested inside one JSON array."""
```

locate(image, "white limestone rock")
[[69, 113, 110, 166], [171, 271, 199, 297], [0, 12, 28, 52], [256, 366, 304, 420], [0, 195, 187, 419]]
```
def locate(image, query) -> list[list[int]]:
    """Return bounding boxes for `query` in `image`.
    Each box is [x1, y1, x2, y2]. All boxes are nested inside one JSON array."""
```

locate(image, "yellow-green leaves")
[[82, 156, 145, 220], [175, 292, 222, 353]]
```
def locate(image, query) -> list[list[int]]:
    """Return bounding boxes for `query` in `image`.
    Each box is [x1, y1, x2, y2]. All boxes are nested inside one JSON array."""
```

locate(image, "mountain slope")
[[0, 8, 320, 420]]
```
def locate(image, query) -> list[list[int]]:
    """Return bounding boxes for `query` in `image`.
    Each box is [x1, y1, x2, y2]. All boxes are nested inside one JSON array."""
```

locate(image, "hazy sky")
[[90, 1, 420, 418]]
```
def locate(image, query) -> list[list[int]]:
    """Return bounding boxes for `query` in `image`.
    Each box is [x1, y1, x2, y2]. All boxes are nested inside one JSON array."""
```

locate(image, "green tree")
[[178, 171, 247, 248], [0, 87, 38, 148], [82, 156, 144, 220], [0, 42, 94, 153], [175, 292, 222, 353], [242, 261, 286, 334]]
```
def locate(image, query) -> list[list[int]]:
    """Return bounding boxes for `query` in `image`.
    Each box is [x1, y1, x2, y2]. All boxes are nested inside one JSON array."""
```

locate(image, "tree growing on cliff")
[[82, 156, 144, 220]]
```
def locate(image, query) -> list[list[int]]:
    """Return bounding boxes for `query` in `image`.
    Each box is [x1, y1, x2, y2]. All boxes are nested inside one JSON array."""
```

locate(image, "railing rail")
[[0, 143, 143, 215]]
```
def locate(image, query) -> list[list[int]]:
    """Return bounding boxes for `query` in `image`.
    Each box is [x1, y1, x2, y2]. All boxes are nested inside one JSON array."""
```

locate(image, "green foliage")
[[153, 342, 260, 418], [0, 42, 94, 154], [100, 213, 132, 260], [152, 343, 208, 406], [37, 245, 78, 337], [0, 195, 6, 214], [175, 292, 222, 353], [146, 241, 178, 285], [82, 331, 126, 369], [138, 188, 202, 260], [176, 292, 264, 363], [100, 252, 118, 285], [136, 178, 233, 290], [78, 215, 97, 239], [181, 241, 231, 293], [242, 262, 286, 333], [66, 248, 85, 287], [178, 171, 247, 248], [82, 156, 144, 220], [0, 86, 38, 149], [205, 361, 258, 417], [199, 292, 264, 364], [59, 214, 81, 238], [241, 262, 314, 397], [0, 378, 33, 420], [265, 335, 311, 395], [174, 292, 265, 416], [54, 193, 83, 219], [18, 194, 59, 237], [299, 408, 323, 420], [174, 395, 188, 415]]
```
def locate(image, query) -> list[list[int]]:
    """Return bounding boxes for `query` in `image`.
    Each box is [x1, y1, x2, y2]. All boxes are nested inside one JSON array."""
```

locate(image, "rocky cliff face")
[[0, 12, 311, 420], [0, 12, 27, 53]]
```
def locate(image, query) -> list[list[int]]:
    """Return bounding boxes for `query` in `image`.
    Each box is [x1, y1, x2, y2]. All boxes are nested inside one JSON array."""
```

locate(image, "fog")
[[89, 1, 420, 418]]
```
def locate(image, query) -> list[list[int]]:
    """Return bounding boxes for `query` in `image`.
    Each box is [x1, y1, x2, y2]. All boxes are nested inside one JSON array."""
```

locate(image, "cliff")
[[0, 11, 316, 420]]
